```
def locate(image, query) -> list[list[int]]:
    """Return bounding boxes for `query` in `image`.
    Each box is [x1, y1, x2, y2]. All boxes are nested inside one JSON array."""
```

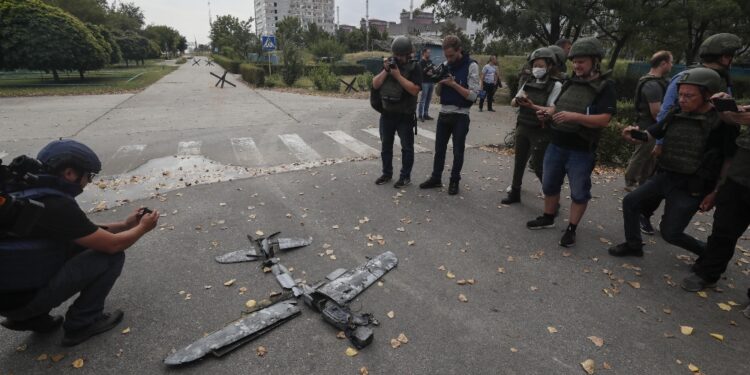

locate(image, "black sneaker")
[[680, 274, 717, 292], [501, 188, 520, 204], [394, 178, 411, 188], [419, 178, 442, 189], [488, 109, 496, 112], [559, 229, 576, 247], [61, 310, 124, 347], [1, 314, 63, 333], [448, 180, 459, 195], [608, 242, 644, 257], [527, 215, 555, 229], [375, 175, 392, 185], [640, 215, 655, 235], [424, 115, 434, 121]]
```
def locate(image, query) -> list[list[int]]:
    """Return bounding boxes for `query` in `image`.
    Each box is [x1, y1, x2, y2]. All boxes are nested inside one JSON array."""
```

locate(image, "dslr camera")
[[385, 57, 399, 71], [432, 63, 452, 81]]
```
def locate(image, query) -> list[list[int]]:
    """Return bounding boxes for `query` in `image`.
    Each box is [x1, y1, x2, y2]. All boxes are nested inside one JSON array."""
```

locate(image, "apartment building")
[[254, 0, 335, 35]]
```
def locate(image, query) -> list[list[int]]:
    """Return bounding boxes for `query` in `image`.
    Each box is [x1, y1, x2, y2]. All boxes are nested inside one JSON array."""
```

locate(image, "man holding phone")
[[608, 68, 738, 258]]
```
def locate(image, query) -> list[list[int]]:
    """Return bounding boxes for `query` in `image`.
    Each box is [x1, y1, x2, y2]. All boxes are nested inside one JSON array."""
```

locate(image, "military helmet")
[[528, 47, 556, 63], [677, 67, 723, 94], [547, 45, 566, 65], [699, 33, 742, 57], [391, 36, 413, 56], [568, 37, 604, 59], [37, 139, 102, 174]]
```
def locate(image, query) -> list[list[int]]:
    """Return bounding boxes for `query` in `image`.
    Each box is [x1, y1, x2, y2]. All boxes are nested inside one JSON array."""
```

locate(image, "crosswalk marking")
[[361, 128, 429, 153], [278, 134, 322, 162], [177, 141, 202, 155], [230, 137, 261, 162], [0, 151, 7, 160], [323, 130, 379, 157], [416, 127, 453, 147]]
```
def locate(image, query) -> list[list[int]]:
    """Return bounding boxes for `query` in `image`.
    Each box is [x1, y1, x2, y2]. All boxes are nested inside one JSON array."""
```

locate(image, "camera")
[[385, 57, 398, 71], [432, 63, 452, 81]]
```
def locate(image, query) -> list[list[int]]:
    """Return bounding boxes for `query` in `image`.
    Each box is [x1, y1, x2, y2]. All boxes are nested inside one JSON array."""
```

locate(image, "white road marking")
[[177, 141, 202, 155], [112, 144, 146, 159], [230, 137, 261, 163], [361, 128, 429, 152], [0, 152, 7, 160], [417, 127, 453, 147], [323, 130, 379, 157], [278, 134, 322, 162]]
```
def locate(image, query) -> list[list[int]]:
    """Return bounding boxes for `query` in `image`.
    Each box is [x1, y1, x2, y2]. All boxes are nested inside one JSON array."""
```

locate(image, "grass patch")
[[0, 60, 178, 97]]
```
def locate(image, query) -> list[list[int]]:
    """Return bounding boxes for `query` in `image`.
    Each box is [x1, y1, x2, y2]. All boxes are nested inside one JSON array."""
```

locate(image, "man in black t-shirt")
[[0, 140, 159, 347]]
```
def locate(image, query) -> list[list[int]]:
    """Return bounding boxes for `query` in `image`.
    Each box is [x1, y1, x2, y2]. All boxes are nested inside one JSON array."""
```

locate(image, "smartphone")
[[629, 130, 649, 142], [712, 98, 739, 112]]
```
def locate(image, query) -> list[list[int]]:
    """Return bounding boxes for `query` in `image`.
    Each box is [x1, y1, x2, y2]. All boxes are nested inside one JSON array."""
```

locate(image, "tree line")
[[0, 0, 188, 80]]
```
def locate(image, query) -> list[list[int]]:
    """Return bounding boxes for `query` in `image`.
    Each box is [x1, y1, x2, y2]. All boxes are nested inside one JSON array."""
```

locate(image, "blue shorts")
[[542, 143, 595, 203]]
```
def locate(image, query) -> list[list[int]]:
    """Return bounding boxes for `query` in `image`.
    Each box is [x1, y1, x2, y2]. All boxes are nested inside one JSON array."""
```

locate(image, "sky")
[[126, 0, 428, 46]]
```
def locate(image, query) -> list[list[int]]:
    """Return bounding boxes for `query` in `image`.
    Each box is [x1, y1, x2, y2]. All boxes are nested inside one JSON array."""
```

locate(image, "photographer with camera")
[[608, 68, 737, 261], [372, 36, 422, 188], [418, 47, 436, 121], [0, 139, 159, 346]]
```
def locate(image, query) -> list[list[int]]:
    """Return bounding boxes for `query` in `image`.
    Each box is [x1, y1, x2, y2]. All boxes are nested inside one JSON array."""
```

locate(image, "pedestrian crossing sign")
[[262, 36, 276, 51]]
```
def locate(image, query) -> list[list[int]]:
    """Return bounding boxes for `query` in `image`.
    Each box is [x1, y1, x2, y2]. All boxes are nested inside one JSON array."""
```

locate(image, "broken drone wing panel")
[[314, 251, 398, 306], [276, 236, 313, 251], [214, 248, 260, 263], [164, 300, 301, 366]]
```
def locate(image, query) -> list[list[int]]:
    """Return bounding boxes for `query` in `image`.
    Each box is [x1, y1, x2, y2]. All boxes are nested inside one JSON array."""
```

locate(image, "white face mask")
[[532, 67, 547, 79]]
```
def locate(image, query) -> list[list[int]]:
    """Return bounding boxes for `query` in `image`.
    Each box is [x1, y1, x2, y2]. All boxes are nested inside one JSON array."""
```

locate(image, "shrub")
[[615, 100, 637, 125], [732, 76, 750, 99], [331, 62, 365, 75], [212, 54, 241, 73], [175, 57, 187, 64], [310, 65, 340, 91], [240, 63, 265, 85], [309, 39, 346, 62], [264, 73, 284, 88], [596, 122, 634, 167], [355, 71, 374, 91], [282, 43, 304, 86]]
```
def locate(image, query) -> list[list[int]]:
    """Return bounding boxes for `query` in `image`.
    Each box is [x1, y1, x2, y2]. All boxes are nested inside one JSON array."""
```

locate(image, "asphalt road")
[[1, 64, 749, 375]]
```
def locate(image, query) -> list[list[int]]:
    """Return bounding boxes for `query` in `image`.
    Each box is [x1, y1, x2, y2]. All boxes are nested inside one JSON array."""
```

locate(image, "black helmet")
[[391, 36, 413, 56], [677, 67, 723, 94], [699, 33, 742, 58], [37, 139, 101, 174]]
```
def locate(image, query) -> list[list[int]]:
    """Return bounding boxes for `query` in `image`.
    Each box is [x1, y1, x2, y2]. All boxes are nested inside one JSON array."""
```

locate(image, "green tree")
[[144, 25, 185, 58], [304, 22, 329, 45], [100, 26, 122, 64], [106, 1, 144, 32], [310, 39, 346, 61], [276, 17, 304, 85], [210, 15, 255, 59], [440, 21, 473, 53], [115, 31, 154, 66], [0, 0, 108, 80], [42, 0, 108, 24]]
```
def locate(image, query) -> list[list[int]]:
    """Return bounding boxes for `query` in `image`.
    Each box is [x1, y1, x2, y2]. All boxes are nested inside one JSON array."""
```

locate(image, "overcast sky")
[[126, 0, 428, 45]]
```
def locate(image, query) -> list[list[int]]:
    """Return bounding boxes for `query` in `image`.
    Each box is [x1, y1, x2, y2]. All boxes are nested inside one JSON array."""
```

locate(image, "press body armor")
[[517, 79, 556, 128], [659, 111, 721, 175], [552, 72, 611, 144]]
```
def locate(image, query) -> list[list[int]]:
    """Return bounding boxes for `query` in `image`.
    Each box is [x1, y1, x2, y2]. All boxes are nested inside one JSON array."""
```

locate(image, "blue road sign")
[[262, 35, 277, 51]]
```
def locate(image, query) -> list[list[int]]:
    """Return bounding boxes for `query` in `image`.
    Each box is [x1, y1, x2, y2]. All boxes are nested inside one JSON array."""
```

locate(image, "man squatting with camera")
[[0, 140, 159, 346]]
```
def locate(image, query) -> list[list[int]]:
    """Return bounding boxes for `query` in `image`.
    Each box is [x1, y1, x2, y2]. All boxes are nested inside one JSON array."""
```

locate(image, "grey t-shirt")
[[637, 80, 664, 117]]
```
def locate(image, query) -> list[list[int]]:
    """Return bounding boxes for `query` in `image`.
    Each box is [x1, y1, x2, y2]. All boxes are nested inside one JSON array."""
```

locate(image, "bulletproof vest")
[[440, 54, 476, 108], [659, 111, 721, 175], [517, 79, 556, 128], [634, 74, 668, 128], [552, 72, 611, 144], [380, 60, 418, 114]]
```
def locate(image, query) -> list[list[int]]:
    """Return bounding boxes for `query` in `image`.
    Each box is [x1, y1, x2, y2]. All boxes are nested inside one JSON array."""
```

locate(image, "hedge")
[[256, 63, 365, 76], [240, 63, 265, 86], [212, 54, 241, 74]]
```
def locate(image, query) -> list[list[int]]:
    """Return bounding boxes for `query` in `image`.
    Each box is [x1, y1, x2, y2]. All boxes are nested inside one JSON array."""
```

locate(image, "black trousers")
[[479, 83, 497, 110], [694, 178, 750, 282]]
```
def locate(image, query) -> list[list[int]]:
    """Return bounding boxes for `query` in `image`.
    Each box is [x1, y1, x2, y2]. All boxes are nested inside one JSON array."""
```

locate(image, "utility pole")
[[365, 0, 369, 51], [410, 0, 414, 20], [336, 6, 340, 30], [208, 1, 213, 28]]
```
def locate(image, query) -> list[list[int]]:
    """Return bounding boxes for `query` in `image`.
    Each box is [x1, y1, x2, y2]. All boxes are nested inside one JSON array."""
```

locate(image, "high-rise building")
[[254, 0, 335, 35]]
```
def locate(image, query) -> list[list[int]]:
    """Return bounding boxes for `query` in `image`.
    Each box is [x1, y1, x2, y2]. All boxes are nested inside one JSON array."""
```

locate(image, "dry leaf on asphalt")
[[680, 326, 694, 335], [688, 363, 700, 372], [51, 353, 65, 362], [446, 271, 456, 279], [15, 344, 27, 352], [245, 300, 257, 309], [360, 367, 369, 375], [710, 333, 724, 341], [36, 354, 48, 361], [458, 294, 468, 303], [72, 358, 85, 369], [387, 311, 395, 319], [497, 267, 506, 273], [717, 303, 732, 311], [697, 291, 708, 298], [255, 230, 264, 236], [457, 279, 467, 285], [438, 265, 446, 271], [587, 336, 604, 347], [336, 331, 346, 339], [223, 279, 236, 286], [580, 359, 595, 374], [345, 347, 358, 357], [256, 346, 268, 357], [407, 240, 415, 246], [390, 339, 401, 349], [397, 333, 408, 344], [510, 347, 519, 353], [121, 327, 131, 334], [547, 326, 558, 334], [627, 281, 641, 289]]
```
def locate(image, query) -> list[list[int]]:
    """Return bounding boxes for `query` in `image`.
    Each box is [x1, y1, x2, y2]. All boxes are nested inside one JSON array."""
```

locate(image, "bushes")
[[212, 54, 241, 73], [282, 43, 304, 86], [240, 63, 265, 85], [596, 122, 635, 167], [732, 76, 750, 99], [331, 62, 365, 75], [175, 57, 187, 64], [614, 100, 637, 125], [264, 73, 283, 88], [310, 66, 340, 91], [309, 39, 346, 62], [355, 71, 374, 91]]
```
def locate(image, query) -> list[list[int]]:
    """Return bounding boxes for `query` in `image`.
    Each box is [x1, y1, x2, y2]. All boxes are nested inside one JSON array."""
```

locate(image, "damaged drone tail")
[[312, 251, 398, 307], [163, 299, 301, 366]]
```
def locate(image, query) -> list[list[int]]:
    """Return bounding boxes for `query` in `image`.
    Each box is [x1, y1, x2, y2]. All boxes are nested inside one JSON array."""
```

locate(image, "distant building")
[[254, 0, 335, 35], [360, 18, 389, 34], [338, 24, 357, 33]]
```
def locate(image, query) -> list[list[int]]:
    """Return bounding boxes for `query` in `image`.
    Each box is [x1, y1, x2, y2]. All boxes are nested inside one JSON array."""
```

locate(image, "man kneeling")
[[0, 140, 159, 346]]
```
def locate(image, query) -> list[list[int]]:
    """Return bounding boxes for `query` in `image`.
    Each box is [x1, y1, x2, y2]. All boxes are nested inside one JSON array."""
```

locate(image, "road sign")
[[262, 36, 277, 51]]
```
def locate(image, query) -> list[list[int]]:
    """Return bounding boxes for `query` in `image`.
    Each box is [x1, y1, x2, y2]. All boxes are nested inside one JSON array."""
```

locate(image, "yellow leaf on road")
[[446, 271, 456, 279], [627, 281, 641, 289], [688, 363, 700, 372], [72, 358, 85, 369], [458, 294, 468, 303], [223, 279, 236, 286], [256, 346, 267, 357], [387, 311, 395, 319], [680, 326, 694, 335], [397, 333, 408, 344], [697, 291, 708, 298], [547, 326, 558, 334], [717, 303, 732, 311], [588, 336, 604, 347], [345, 347, 358, 357], [245, 300, 257, 309], [581, 359, 595, 374], [336, 331, 346, 339], [390, 339, 401, 348], [710, 333, 724, 341], [36, 354, 48, 361], [121, 327, 131, 334], [255, 230, 264, 236], [360, 367, 369, 375]]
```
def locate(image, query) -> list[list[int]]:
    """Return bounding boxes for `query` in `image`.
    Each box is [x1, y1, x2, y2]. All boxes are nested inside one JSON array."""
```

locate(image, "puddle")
[[78, 154, 373, 212]]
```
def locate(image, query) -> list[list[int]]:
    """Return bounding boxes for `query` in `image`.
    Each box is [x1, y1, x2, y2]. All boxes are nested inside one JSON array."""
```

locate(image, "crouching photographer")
[[0, 139, 159, 347]]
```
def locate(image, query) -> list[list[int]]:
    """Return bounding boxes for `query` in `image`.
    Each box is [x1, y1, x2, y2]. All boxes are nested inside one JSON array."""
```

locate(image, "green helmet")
[[391, 36, 413, 55], [568, 37, 604, 59], [528, 47, 556, 63], [677, 67, 723, 94], [547, 45, 566, 65], [699, 33, 742, 57]]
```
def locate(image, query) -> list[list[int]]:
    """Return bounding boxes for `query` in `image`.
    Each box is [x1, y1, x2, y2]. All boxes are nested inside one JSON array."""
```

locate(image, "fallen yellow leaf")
[[627, 281, 641, 289], [446, 271, 456, 279], [36, 354, 48, 361], [697, 291, 708, 298], [256, 346, 268, 357], [688, 363, 699, 372], [587, 336, 604, 347], [547, 326, 558, 334], [390, 339, 401, 349], [360, 367, 369, 375], [345, 347, 358, 357], [245, 300, 257, 309], [458, 293, 468, 303], [336, 331, 346, 339], [121, 327, 131, 334], [717, 303, 732, 311], [497, 267, 505, 273], [255, 230, 264, 236], [223, 279, 236, 286], [602, 362, 612, 370], [72, 358, 85, 369], [680, 326, 694, 335], [457, 279, 467, 285], [397, 333, 408, 344], [387, 310, 395, 319], [580, 359, 595, 374], [710, 333, 724, 341], [510, 347, 519, 353]]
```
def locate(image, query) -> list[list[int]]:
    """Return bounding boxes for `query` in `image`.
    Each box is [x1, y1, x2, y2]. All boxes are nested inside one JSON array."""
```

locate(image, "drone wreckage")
[[164, 232, 398, 366]]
